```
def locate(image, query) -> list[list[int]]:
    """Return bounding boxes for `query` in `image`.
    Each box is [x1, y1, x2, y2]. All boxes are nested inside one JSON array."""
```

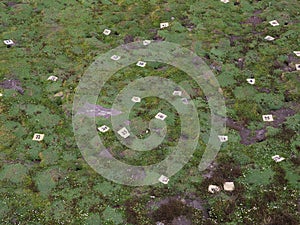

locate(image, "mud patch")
[[224, 107, 297, 145], [242, 15, 264, 26], [147, 194, 209, 224], [0, 79, 24, 95]]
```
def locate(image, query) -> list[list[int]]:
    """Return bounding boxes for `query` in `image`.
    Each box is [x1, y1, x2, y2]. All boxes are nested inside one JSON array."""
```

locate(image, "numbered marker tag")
[[98, 125, 110, 133], [117, 127, 130, 138], [32, 133, 44, 141], [160, 22, 169, 29], [172, 90, 182, 96], [218, 135, 228, 142], [272, 155, 285, 162], [181, 98, 189, 104], [155, 112, 167, 121], [295, 64, 300, 71], [136, 61, 146, 67], [131, 96, 141, 103], [269, 20, 279, 26], [47, 76, 58, 81], [223, 182, 235, 191], [110, 55, 120, 61], [158, 175, 169, 184], [3, 39, 14, 45], [103, 29, 111, 36], [262, 114, 274, 122], [143, 40, 151, 46], [208, 185, 220, 194], [265, 36, 275, 41], [220, 0, 230, 3], [246, 78, 255, 85], [293, 51, 300, 57]]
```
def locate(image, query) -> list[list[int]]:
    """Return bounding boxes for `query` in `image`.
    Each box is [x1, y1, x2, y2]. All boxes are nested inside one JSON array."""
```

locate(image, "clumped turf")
[[0, 0, 299, 224]]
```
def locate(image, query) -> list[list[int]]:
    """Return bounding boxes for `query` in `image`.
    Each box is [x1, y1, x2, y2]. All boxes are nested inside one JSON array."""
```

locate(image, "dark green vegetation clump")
[[0, 0, 299, 224]]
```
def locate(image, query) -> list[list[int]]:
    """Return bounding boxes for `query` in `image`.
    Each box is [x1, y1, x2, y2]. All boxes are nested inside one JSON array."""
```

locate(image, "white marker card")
[[110, 55, 120, 61], [262, 114, 274, 122], [272, 155, 285, 162], [223, 182, 235, 191], [265, 36, 275, 41], [131, 96, 141, 103], [269, 20, 279, 26], [117, 127, 130, 138], [295, 64, 300, 71], [143, 40, 151, 46], [293, 51, 300, 57], [3, 39, 14, 45], [98, 125, 110, 133], [103, 29, 111, 35], [47, 76, 58, 81], [32, 133, 44, 141], [158, 175, 169, 184], [220, 0, 230, 3], [208, 185, 220, 193], [160, 22, 169, 29], [172, 90, 182, 96], [246, 78, 255, 84], [155, 112, 167, 121], [218, 135, 228, 142], [136, 61, 146, 67]]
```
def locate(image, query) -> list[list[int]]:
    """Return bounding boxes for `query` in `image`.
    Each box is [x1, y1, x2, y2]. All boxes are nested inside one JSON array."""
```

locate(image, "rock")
[[54, 91, 63, 97], [0, 79, 24, 95]]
